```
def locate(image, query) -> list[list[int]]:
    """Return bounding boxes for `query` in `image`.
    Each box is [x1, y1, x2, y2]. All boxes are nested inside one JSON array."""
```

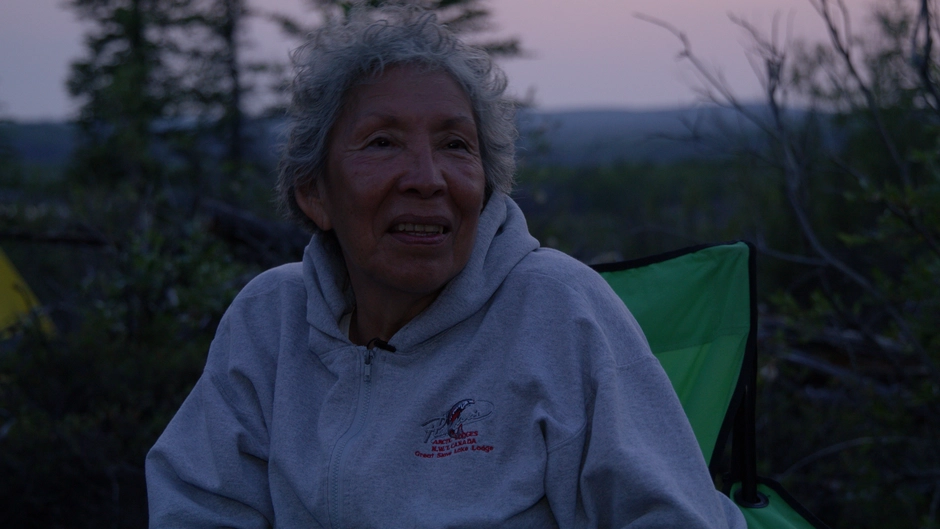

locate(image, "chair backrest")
[[594, 241, 831, 529], [593, 241, 751, 466]]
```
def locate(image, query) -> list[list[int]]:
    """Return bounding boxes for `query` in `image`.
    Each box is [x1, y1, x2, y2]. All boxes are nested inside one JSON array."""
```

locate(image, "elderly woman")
[[146, 7, 745, 528]]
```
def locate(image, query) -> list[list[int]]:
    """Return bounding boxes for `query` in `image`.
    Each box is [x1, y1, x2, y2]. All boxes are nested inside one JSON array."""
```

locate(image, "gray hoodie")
[[146, 194, 746, 528]]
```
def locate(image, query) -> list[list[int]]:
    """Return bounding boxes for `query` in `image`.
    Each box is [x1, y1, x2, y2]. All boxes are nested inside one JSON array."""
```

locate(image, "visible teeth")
[[395, 223, 444, 234]]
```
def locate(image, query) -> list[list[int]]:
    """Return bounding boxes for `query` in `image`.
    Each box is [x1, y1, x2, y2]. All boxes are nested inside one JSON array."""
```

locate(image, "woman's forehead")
[[338, 65, 475, 126]]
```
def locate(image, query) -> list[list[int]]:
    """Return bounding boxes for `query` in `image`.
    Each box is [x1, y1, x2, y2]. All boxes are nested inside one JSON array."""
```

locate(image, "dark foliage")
[[2, 0, 938, 527], [0, 1, 521, 526]]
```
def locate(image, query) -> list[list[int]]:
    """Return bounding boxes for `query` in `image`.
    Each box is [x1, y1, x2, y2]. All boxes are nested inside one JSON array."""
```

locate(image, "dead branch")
[[0, 229, 109, 247], [640, 7, 940, 383], [810, 0, 911, 187], [753, 237, 827, 266], [634, 13, 781, 141], [912, 0, 940, 113], [776, 436, 910, 480], [197, 197, 309, 266]]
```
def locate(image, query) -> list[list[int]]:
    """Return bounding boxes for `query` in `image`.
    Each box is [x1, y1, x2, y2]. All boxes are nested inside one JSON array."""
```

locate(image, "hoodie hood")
[[301, 193, 540, 350]]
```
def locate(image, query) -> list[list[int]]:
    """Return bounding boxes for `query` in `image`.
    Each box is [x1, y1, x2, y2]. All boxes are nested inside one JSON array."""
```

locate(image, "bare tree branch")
[[641, 7, 940, 383], [810, 0, 912, 187], [776, 436, 911, 480], [0, 229, 109, 247], [912, 0, 940, 113], [754, 236, 828, 266], [634, 13, 782, 141]]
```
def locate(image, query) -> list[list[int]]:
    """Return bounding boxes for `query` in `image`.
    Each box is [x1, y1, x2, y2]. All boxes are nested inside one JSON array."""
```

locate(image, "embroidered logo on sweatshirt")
[[415, 398, 494, 459]]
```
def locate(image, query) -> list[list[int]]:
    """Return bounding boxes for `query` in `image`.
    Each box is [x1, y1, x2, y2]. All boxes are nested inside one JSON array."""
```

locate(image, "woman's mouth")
[[394, 223, 446, 235]]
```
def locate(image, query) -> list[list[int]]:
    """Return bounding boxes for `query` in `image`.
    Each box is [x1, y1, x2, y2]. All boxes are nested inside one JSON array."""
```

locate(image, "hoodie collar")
[[302, 194, 540, 350]]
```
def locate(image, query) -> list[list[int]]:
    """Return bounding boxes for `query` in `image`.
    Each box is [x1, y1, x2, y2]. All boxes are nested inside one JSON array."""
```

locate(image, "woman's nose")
[[397, 143, 446, 197]]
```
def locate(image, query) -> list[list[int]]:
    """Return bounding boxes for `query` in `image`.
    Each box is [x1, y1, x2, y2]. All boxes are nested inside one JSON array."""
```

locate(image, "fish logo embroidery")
[[422, 398, 494, 443]]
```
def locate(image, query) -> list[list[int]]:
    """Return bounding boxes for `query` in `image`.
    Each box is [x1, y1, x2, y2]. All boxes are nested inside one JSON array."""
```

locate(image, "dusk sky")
[[1, 0, 852, 121]]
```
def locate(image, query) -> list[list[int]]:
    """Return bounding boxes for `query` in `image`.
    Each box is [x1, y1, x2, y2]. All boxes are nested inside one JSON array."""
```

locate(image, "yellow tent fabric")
[[0, 247, 54, 337]]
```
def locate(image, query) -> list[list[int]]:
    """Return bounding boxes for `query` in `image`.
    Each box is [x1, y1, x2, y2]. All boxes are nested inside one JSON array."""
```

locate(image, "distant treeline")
[[3, 105, 833, 168]]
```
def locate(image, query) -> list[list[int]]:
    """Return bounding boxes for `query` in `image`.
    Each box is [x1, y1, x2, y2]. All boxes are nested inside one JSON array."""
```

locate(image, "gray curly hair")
[[277, 6, 518, 232]]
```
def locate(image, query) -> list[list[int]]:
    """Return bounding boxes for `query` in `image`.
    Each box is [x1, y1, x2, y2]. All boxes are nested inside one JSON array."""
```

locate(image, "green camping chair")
[[592, 241, 830, 529]]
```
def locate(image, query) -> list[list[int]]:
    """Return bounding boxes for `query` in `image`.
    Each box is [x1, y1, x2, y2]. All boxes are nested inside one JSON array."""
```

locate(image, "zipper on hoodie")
[[328, 347, 375, 529], [363, 349, 374, 382]]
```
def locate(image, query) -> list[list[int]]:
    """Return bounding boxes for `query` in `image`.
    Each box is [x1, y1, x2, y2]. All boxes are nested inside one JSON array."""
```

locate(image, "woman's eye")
[[368, 137, 391, 148], [446, 139, 468, 150]]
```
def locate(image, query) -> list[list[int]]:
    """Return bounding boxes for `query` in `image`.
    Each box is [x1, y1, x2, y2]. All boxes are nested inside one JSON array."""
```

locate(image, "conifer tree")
[[268, 0, 521, 64], [67, 0, 181, 192]]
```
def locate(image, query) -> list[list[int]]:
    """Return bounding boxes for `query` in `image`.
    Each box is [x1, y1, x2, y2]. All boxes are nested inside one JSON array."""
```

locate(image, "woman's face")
[[298, 64, 486, 308]]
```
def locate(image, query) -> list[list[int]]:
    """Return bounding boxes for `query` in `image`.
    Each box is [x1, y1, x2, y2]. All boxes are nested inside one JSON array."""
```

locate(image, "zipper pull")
[[363, 350, 374, 382]]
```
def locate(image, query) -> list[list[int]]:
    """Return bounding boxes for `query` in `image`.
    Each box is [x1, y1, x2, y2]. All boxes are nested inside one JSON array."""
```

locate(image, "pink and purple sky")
[[1, 0, 855, 121]]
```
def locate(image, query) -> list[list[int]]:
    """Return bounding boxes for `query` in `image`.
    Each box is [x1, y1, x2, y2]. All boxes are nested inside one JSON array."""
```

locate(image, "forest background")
[[1, 0, 938, 527]]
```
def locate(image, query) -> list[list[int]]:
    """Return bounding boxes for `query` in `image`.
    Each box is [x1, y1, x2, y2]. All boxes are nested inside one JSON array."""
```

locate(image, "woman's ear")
[[294, 180, 333, 232]]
